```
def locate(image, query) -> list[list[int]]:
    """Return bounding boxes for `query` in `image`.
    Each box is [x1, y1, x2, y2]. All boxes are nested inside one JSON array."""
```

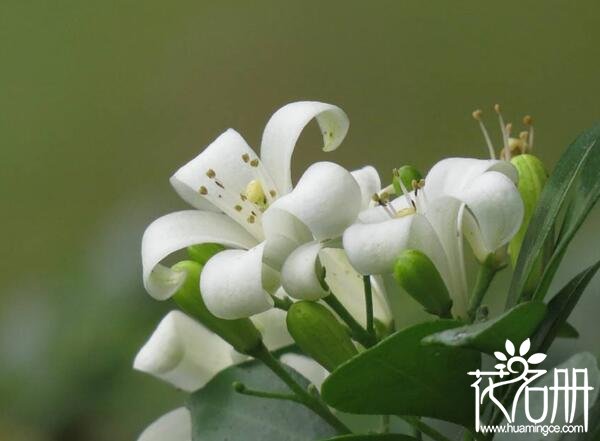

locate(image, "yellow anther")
[[472, 109, 483, 120], [244, 180, 266, 206], [494, 104, 501, 114], [523, 115, 533, 126]]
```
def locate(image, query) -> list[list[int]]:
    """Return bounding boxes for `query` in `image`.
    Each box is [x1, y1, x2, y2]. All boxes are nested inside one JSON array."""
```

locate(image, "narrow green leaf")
[[556, 321, 579, 339], [187, 360, 336, 441], [507, 124, 600, 306], [321, 320, 480, 428], [422, 302, 546, 354], [533, 260, 600, 353], [322, 435, 416, 441]]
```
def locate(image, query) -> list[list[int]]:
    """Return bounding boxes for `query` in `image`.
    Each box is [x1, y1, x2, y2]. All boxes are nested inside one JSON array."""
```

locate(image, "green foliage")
[[322, 435, 416, 441], [187, 361, 337, 441], [321, 321, 480, 428], [187, 243, 225, 265], [287, 301, 358, 372], [422, 302, 546, 354], [507, 124, 600, 306]]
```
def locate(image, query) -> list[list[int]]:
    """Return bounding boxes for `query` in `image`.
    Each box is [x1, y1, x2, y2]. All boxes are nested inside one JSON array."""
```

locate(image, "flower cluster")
[[134, 101, 527, 440]]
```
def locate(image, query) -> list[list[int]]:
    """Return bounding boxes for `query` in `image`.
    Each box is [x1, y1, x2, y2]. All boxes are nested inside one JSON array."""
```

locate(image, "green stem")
[[467, 256, 503, 323], [324, 293, 377, 348], [363, 276, 375, 339], [380, 415, 390, 434], [272, 295, 293, 311], [401, 416, 453, 441], [250, 344, 351, 434]]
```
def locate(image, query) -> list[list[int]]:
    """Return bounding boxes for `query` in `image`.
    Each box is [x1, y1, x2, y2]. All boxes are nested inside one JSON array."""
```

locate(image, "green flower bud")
[[393, 165, 423, 195], [187, 243, 225, 265], [286, 301, 358, 372], [393, 249, 452, 318], [171, 260, 262, 354], [508, 154, 548, 266]]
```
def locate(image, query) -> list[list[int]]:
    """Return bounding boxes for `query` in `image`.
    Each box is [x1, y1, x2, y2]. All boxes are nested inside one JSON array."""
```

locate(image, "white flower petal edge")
[[200, 243, 277, 319], [351, 166, 382, 210], [280, 353, 328, 391], [142, 211, 257, 300], [137, 407, 191, 441], [281, 241, 328, 300], [133, 311, 236, 392], [252, 307, 293, 351], [460, 171, 524, 261], [265, 162, 362, 241], [260, 102, 350, 195]]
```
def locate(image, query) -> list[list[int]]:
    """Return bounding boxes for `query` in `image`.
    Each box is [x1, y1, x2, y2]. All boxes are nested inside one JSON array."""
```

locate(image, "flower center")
[[372, 178, 426, 219]]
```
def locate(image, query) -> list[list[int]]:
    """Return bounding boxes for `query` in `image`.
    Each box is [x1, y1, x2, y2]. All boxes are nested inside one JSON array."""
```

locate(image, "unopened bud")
[[171, 260, 262, 354], [286, 301, 358, 372], [187, 243, 224, 265], [393, 165, 423, 195], [393, 249, 452, 318]]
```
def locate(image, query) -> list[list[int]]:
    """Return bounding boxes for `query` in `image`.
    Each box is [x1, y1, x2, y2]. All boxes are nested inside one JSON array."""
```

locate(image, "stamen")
[[472, 109, 496, 160], [494, 104, 509, 158], [398, 179, 415, 210], [244, 180, 267, 207], [523, 115, 534, 150], [372, 193, 397, 219], [456, 203, 469, 308]]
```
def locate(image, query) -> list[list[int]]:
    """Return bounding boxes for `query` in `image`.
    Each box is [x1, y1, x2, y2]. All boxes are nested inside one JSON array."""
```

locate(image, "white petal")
[[260, 101, 349, 195], [137, 408, 191, 441], [321, 248, 392, 326], [200, 243, 276, 319], [133, 311, 235, 392], [505, 339, 515, 356], [170, 129, 274, 240], [280, 353, 328, 390], [261, 205, 313, 244], [252, 308, 293, 351], [519, 338, 531, 356], [351, 166, 381, 210], [266, 162, 362, 240], [142, 211, 257, 300], [461, 171, 524, 260], [424, 157, 518, 199], [281, 241, 328, 300]]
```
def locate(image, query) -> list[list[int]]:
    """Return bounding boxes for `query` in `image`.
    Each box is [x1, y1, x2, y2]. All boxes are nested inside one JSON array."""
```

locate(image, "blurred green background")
[[2, 1, 600, 439]]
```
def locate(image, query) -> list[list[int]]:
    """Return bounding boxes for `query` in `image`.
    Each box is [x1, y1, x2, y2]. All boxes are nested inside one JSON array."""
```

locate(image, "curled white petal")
[[280, 353, 328, 390], [170, 129, 272, 239], [137, 407, 191, 441], [200, 243, 276, 319], [281, 241, 328, 300], [142, 211, 257, 300], [133, 311, 235, 392], [267, 162, 362, 240], [252, 308, 293, 351], [351, 166, 381, 210], [461, 171, 524, 260], [260, 101, 349, 195]]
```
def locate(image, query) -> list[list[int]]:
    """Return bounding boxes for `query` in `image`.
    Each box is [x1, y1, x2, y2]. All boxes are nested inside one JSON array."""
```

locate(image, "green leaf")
[[422, 302, 546, 354], [507, 124, 600, 306], [495, 352, 600, 441], [322, 435, 416, 441], [533, 260, 600, 353], [187, 360, 337, 441], [321, 320, 480, 428], [556, 321, 579, 339]]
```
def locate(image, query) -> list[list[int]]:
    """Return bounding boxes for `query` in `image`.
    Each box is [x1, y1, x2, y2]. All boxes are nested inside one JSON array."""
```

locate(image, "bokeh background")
[[2, 1, 600, 439]]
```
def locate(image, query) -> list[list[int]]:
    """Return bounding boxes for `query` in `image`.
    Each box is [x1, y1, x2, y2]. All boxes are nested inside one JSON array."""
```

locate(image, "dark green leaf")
[[322, 435, 416, 441], [422, 302, 546, 354], [533, 260, 600, 353], [507, 124, 600, 306], [556, 321, 579, 339], [321, 320, 480, 428], [187, 360, 337, 441]]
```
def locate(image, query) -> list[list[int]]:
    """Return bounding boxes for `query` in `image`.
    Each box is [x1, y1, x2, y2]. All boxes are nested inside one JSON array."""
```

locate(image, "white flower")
[[142, 101, 389, 324], [343, 158, 524, 316], [137, 407, 191, 441]]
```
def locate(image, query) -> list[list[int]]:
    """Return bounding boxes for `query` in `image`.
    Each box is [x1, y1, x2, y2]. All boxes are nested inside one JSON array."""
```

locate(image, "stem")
[[250, 344, 351, 434], [380, 415, 390, 434], [233, 381, 301, 403], [363, 276, 375, 338], [324, 292, 377, 348], [272, 295, 293, 311], [467, 256, 503, 323], [401, 416, 453, 441]]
